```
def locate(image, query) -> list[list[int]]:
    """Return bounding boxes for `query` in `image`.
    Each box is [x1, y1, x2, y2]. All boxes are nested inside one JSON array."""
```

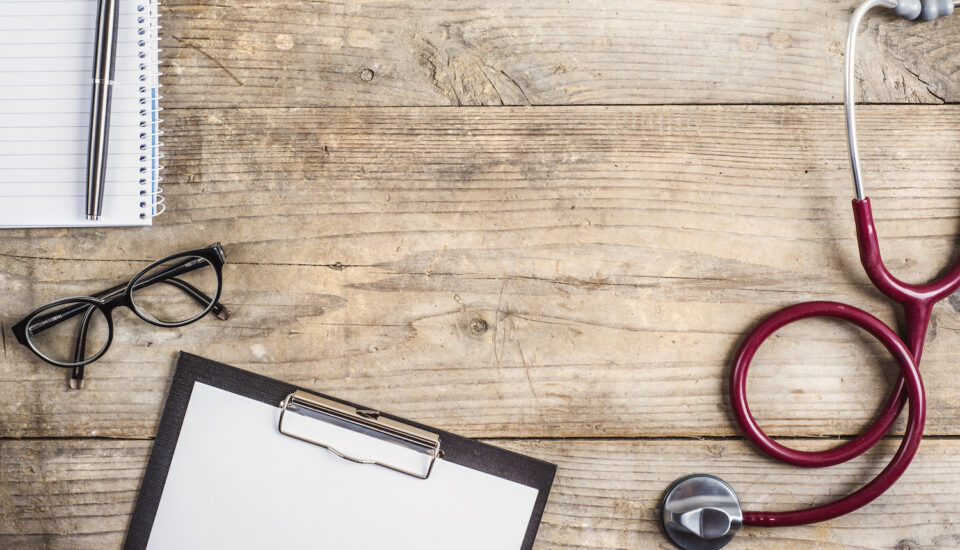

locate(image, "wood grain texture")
[[3, 437, 959, 549], [159, 0, 960, 107], [3, 105, 960, 439], [6, 0, 960, 544]]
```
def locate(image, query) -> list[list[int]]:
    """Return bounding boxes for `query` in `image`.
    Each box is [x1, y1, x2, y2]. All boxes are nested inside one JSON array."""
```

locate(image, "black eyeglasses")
[[12, 243, 230, 389]]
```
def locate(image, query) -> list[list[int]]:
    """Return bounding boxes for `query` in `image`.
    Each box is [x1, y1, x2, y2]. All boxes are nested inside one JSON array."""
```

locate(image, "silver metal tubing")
[[845, 0, 897, 200]]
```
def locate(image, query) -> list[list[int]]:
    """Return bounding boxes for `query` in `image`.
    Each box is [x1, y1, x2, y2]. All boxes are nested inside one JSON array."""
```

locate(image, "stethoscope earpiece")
[[895, 0, 923, 20], [895, 0, 955, 21], [919, 0, 956, 21], [660, 474, 742, 550]]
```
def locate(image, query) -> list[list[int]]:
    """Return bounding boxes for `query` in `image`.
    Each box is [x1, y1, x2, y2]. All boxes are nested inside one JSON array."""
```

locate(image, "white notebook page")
[[146, 383, 540, 550], [0, 0, 162, 227]]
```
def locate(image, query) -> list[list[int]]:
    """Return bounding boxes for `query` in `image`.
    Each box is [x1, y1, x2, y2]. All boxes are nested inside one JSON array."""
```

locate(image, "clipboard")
[[125, 352, 556, 550]]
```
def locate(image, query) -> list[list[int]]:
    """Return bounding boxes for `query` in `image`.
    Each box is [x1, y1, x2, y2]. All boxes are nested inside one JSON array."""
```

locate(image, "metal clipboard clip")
[[278, 390, 443, 479]]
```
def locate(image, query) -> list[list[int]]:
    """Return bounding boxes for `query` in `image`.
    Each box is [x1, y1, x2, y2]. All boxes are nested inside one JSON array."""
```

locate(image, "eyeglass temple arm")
[[69, 306, 98, 389], [27, 301, 110, 336], [157, 277, 231, 320], [28, 257, 229, 335]]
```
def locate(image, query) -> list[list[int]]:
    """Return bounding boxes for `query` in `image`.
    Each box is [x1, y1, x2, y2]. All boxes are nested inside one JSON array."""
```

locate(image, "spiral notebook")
[[0, 0, 164, 228]]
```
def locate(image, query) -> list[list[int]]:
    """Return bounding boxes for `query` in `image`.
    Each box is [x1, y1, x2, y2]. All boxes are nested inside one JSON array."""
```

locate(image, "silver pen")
[[85, 0, 121, 220]]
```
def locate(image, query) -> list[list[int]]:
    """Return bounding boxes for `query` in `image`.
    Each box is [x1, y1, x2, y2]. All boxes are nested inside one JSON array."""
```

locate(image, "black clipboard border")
[[125, 351, 556, 549]]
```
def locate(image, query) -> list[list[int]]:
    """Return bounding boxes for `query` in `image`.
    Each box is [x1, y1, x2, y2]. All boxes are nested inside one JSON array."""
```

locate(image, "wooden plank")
[[0, 259, 944, 439], [158, 0, 960, 107], [2, 437, 958, 549], [3, 105, 960, 439]]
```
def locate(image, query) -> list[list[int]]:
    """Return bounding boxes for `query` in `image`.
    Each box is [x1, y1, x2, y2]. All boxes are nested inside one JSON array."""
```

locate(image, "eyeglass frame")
[[11, 243, 229, 387]]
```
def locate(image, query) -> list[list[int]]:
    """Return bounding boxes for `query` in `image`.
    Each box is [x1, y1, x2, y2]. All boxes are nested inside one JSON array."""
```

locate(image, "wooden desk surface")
[[3, 1, 960, 548]]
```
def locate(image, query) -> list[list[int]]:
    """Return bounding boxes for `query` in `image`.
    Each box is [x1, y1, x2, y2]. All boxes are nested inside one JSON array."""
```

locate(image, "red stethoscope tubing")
[[730, 197, 960, 527]]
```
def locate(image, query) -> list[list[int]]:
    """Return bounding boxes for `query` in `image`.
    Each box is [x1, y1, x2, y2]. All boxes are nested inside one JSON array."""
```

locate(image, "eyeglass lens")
[[130, 255, 219, 324], [26, 301, 110, 365]]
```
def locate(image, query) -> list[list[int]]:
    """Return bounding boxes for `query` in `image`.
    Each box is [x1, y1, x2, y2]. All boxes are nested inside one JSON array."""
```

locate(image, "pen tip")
[[85, 214, 101, 221]]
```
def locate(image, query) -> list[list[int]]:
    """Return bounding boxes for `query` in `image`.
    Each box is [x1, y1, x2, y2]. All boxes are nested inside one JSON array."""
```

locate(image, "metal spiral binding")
[[137, 0, 164, 220]]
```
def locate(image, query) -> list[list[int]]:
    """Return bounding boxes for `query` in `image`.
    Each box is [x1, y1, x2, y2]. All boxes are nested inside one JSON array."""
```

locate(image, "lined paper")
[[146, 383, 540, 550], [0, 0, 161, 227]]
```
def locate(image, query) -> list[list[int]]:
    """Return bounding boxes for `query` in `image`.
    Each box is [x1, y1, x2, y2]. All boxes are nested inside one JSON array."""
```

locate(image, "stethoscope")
[[660, 1, 960, 548]]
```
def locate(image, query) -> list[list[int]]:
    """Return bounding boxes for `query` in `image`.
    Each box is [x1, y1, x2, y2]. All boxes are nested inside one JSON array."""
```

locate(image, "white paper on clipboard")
[[145, 382, 540, 550]]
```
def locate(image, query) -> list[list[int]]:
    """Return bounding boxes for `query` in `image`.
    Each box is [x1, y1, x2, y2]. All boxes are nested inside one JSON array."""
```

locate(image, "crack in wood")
[[170, 35, 244, 86], [903, 65, 946, 103]]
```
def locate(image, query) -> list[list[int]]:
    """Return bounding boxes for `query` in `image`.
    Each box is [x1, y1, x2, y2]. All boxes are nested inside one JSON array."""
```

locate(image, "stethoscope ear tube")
[[853, 199, 960, 312], [846, 0, 956, 200]]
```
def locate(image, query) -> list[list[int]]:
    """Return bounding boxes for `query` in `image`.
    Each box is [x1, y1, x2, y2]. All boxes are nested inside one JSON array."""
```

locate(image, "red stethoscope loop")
[[730, 198, 960, 528], [731, 301, 924, 527]]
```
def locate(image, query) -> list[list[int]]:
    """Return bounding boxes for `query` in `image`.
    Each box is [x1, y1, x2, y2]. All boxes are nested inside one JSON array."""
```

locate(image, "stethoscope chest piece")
[[660, 474, 742, 550]]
